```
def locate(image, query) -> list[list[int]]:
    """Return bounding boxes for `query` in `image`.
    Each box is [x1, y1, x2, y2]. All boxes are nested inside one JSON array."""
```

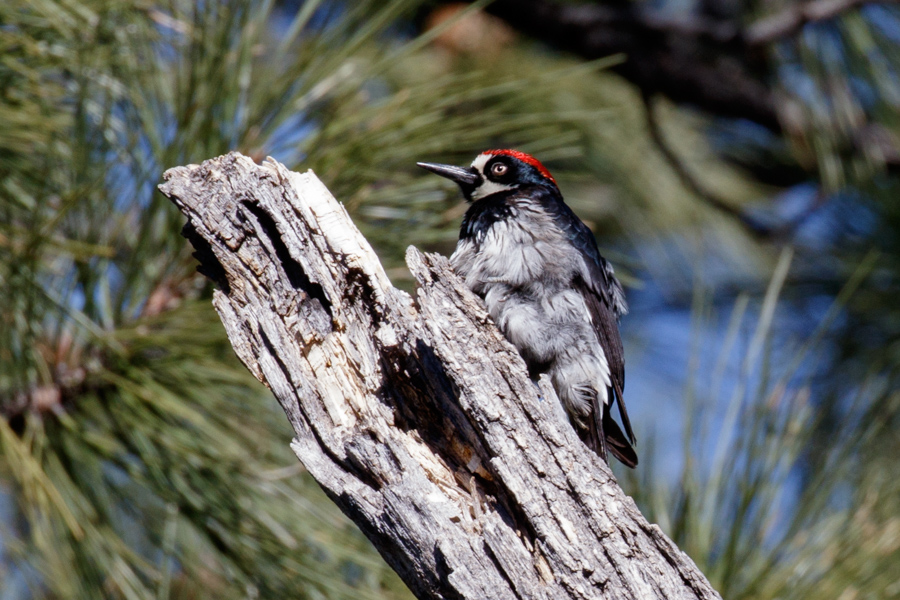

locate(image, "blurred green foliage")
[[623, 249, 899, 599], [0, 0, 898, 598]]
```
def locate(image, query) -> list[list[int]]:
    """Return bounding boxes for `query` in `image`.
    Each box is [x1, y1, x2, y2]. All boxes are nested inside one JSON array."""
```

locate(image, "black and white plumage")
[[417, 150, 637, 467]]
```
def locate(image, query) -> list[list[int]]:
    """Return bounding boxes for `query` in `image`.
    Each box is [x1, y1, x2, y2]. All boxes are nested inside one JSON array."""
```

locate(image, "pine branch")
[[159, 152, 722, 600]]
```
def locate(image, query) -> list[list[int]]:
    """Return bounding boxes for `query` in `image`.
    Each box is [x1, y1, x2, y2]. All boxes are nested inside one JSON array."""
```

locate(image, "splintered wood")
[[160, 152, 721, 600]]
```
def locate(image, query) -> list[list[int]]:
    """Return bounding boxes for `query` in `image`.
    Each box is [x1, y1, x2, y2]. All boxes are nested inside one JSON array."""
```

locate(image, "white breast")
[[449, 201, 612, 417], [450, 202, 576, 293]]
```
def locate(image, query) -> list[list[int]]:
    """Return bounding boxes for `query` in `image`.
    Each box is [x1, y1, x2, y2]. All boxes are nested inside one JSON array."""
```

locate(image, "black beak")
[[416, 162, 480, 186]]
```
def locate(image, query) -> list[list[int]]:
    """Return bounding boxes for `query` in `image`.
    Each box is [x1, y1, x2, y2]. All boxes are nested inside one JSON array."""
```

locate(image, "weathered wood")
[[159, 152, 721, 600]]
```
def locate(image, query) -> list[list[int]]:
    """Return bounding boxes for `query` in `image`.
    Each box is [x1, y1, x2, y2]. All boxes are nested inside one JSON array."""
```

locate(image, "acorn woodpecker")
[[417, 150, 637, 467]]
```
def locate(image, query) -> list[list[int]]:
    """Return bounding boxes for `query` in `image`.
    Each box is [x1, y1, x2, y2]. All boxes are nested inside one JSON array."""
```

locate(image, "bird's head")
[[417, 149, 558, 202]]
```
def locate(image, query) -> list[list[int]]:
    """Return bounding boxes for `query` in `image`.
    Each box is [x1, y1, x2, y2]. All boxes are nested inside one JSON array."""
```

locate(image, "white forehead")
[[471, 153, 493, 173]]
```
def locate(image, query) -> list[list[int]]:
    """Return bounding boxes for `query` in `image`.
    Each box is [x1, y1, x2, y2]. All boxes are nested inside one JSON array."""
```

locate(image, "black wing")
[[574, 277, 637, 467], [548, 196, 637, 466]]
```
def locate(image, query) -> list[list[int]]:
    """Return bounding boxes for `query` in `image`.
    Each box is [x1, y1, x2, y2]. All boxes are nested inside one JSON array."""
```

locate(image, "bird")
[[417, 149, 637, 467]]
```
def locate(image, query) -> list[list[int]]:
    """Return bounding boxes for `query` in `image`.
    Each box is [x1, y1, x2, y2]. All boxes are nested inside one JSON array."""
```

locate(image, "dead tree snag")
[[159, 152, 721, 600]]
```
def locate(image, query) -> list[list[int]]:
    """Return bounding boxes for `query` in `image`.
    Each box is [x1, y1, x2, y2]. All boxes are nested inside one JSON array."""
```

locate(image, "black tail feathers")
[[603, 410, 638, 468], [584, 389, 638, 468]]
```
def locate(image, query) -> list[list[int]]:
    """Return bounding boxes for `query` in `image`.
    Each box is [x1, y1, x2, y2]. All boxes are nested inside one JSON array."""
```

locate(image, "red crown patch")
[[484, 149, 556, 184]]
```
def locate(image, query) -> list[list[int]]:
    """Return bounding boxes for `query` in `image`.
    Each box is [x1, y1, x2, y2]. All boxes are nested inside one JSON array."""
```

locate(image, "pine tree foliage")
[[0, 0, 670, 596], [623, 250, 899, 600], [1, 0, 898, 598]]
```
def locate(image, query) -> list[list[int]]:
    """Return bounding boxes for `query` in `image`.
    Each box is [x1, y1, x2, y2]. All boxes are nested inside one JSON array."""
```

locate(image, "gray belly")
[[450, 221, 612, 419]]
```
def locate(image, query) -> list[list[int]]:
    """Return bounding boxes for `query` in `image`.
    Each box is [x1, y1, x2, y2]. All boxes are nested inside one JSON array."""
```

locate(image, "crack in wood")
[[181, 221, 230, 294], [239, 199, 333, 324]]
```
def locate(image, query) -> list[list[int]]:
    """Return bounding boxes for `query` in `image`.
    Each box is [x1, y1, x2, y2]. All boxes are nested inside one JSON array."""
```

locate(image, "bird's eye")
[[490, 163, 508, 177]]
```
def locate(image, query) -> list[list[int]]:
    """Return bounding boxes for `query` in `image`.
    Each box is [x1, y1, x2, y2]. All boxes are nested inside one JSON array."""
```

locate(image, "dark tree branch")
[[642, 92, 832, 239], [470, 0, 897, 132], [159, 153, 722, 600], [641, 92, 773, 236], [477, 0, 779, 129]]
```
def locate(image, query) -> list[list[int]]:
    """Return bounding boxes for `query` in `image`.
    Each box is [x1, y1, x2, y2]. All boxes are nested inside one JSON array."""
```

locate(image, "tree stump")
[[159, 152, 721, 600]]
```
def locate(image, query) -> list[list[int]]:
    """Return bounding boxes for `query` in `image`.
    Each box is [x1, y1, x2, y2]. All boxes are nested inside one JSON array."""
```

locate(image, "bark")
[[158, 152, 722, 600]]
